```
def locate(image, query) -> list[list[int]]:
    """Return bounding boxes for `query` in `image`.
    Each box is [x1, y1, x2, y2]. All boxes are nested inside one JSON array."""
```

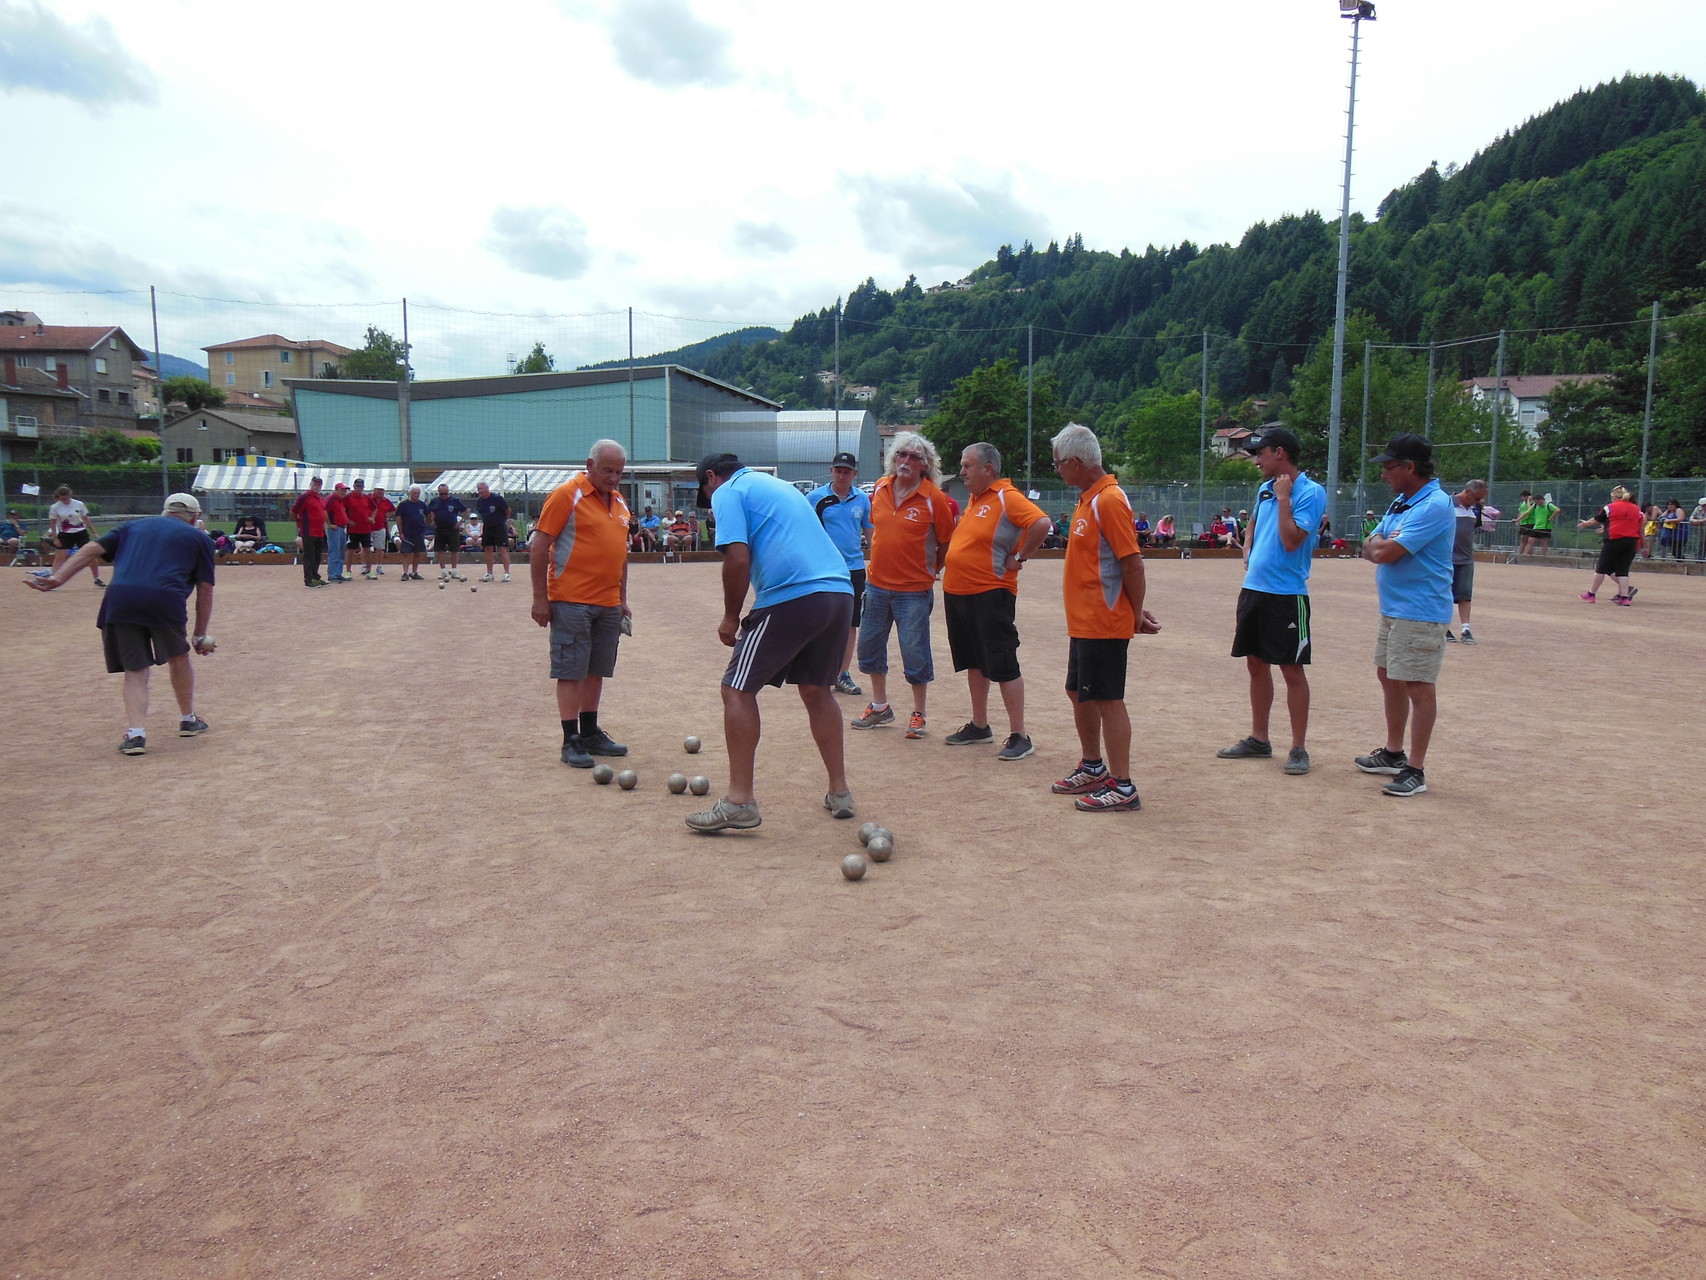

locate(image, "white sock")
[[128, 728, 145, 738], [871, 702, 889, 711], [181, 713, 197, 723]]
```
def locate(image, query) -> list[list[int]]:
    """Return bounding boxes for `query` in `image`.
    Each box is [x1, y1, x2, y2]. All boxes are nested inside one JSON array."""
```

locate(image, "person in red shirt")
[[1577, 485, 1644, 604], [1049, 423, 1160, 811], [289, 476, 328, 588], [851, 432, 956, 739], [369, 485, 396, 572], [346, 478, 379, 579], [940, 441, 1053, 760], [324, 482, 352, 582]]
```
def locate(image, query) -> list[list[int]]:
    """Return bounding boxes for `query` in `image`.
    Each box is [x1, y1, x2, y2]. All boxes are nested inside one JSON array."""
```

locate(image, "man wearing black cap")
[[804, 451, 874, 696], [1357, 434, 1456, 797], [688, 452, 856, 832], [1215, 427, 1325, 776]]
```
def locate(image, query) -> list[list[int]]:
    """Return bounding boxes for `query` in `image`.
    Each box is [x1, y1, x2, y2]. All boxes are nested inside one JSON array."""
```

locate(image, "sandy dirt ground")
[[2, 554, 1703, 1279]]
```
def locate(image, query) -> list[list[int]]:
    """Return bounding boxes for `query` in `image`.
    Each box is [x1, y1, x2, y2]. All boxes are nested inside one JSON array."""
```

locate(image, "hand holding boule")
[[194, 635, 217, 655]]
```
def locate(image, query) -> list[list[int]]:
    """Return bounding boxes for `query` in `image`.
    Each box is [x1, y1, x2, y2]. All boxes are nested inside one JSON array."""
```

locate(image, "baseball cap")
[[1372, 433, 1433, 465], [163, 492, 202, 515], [831, 451, 858, 469], [1240, 427, 1301, 459], [334, 481, 349, 491], [352, 478, 365, 487]]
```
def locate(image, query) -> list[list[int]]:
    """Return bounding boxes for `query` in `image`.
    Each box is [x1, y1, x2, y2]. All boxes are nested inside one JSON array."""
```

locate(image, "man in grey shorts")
[[1357, 435, 1457, 797], [1446, 479, 1486, 644]]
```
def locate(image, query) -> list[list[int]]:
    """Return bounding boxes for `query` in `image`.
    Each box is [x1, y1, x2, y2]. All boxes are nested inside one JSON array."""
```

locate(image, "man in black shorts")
[[26, 492, 216, 755], [474, 481, 512, 582], [426, 483, 468, 582], [688, 452, 856, 832]]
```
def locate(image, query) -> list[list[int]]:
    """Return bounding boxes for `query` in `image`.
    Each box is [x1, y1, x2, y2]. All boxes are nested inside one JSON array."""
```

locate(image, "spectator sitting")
[[1207, 515, 1229, 546], [231, 515, 266, 552], [1134, 511, 1152, 547], [668, 510, 695, 552], [1154, 515, 1176, 547], [638, 505, 662, 551], [505, 518, 520, 552], [1, 510, 23, 556], [628, 515, 648, 552]]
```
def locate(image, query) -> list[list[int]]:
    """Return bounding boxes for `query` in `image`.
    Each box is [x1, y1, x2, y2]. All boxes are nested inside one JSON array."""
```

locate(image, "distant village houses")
[[1463, 373, 1605, 435]]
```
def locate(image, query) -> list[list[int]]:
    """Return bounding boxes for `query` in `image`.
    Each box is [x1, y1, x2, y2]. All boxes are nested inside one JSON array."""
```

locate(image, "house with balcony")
[[1463, 374, 1606, 435], [0, 323, 149, 432], [204, 335, 353, 405], [1, 355, 89, 461]]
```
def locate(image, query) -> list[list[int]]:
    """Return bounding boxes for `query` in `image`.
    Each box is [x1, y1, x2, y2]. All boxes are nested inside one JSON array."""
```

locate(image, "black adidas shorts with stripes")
[[722, 590, 854, 693], [1230, 588, 1312, 667]]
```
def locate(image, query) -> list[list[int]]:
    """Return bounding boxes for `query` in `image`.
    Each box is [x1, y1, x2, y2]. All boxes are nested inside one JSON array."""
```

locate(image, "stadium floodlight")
[[1324, 0, 1376, 545]]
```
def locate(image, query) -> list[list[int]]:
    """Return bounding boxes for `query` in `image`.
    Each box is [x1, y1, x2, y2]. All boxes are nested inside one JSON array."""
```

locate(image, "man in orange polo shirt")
[[1050, 423, 1160, 811], [530, 439, 634, 769], [851, 431, 956, 739], [941, 441, 1053, 760]]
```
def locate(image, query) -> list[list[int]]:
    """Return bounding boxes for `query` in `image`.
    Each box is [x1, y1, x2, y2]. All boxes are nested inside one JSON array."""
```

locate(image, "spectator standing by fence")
[[290, 476, 328, 588], [1691, 497, 1706, 559], [1659, 499, 1687, 559]]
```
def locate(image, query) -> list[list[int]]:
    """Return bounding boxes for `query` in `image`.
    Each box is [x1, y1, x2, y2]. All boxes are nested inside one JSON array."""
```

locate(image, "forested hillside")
[[654, 75, 1706, 479]]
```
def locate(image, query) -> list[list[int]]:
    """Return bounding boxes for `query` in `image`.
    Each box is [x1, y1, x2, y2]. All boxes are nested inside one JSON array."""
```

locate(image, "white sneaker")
[[502, 573, 510, 582], [480, 573, 496, 583]]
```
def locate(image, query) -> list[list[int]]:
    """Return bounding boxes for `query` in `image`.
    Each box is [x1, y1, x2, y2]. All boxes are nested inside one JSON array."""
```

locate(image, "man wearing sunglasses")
[[1358, 434, 1456, 797], [851, 432, 955, 739]]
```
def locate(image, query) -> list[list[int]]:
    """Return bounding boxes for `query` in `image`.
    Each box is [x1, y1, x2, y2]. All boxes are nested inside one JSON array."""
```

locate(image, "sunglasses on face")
[[894, 449, 925, 462]]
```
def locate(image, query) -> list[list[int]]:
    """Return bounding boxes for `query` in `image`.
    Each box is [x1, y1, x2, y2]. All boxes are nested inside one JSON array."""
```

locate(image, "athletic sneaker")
[[944, 721, 994, 747], [833, 673, 863, 697], [1284, 747, 1311, 776], [501, 573, 510, 582], [997, 733, 1035, 762], [452, 572, 467, 582], [480, 573, 496, 582], [823, 790, 855, 819], [119, 733, 146, 755], [1075, 782, 1142, 812], [1355, 746, 1409, 775], [1445, 630, 1458, 642], [93, 577, 106, 588], [1217, 736, 1273, 759], [375, 567, 386, 575], [560, 736, 593, 768], [1579, 592, 1596, 602], [1460, 627, 1477, 645], [851, 703, 895, 730], [1051, 762, 1109, 794], [29, 568, 51, 578], [580, 728, 628, 757], [905, 711, 927, 739], [685, 797, 762, 832], [178, 716, 209, 737], [1613, 595, 1631, 606], [1383, 766, 1428, 797]]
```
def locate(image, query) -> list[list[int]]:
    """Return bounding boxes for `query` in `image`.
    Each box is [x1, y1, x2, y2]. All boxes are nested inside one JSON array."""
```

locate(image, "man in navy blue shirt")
[[474, 481, 512, 583], [25, 492, 216, 756], [1216, 428, 1326, 776], [426, 484, 468, 582], [804, 451, 874, 697], [1357, 434, 1456, 797]]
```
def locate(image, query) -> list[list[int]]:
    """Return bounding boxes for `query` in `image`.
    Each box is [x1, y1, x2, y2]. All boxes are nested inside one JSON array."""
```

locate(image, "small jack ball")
[[592, 764, 615, 784], [667, 773, 688, 794], [617, 770, 638, 790], [841, 853, 868, 881], [470, 586, 477, 592], [438, 583, 445, 590], [866, 834, 893, 862], [857, 821, 880, 846], [684, 735, 702, 753], [688, 775, 711, 796]]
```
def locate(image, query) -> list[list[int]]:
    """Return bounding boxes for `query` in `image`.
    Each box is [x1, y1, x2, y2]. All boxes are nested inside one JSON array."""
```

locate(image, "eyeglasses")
[[1051, 456, 1070, 469], [893, 449, 925, 462]]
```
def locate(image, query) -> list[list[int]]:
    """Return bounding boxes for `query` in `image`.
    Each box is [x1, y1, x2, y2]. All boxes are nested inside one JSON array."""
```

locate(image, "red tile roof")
[[0, 325, 146, 358], [203, 334, 354, 355], [1463, 374, 1606, 398]]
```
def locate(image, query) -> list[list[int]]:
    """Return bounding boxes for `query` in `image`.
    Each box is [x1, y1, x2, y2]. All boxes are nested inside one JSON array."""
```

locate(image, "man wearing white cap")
[[24, 493, 217, 756]]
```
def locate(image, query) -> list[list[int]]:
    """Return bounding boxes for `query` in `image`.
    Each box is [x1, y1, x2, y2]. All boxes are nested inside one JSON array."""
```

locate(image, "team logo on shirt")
[[904, 508, 922, 522], [973, 504, 992, 519], [1074, 518, 1089, 537]]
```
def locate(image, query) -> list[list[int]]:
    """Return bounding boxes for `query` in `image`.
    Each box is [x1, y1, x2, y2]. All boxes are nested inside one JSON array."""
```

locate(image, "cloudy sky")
[[2, 0, 1703, 375]]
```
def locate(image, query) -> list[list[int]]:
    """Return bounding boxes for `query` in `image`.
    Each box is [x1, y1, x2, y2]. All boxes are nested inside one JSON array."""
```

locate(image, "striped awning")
[[191, 465, 414, 493]]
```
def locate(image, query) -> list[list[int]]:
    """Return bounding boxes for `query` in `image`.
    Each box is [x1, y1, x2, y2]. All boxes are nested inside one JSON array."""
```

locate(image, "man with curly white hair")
[[851, 431, 956, 738]]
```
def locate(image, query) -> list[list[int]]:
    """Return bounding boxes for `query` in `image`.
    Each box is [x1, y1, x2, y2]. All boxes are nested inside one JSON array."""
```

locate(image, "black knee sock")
[[563, 719, 578, 744], [579, 712, 600, 737]]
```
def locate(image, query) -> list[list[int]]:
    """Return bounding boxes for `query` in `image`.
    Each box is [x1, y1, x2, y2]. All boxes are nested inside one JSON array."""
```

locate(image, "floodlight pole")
[[834, 304, 842, 455], [152, 284, 168, 502], [1487, 329, 1506, 490], [398, 298, 413, 466], [1025, 324, 1034, 493], [1198, 331, 1208, 499], [1325, 1, 1374, 546], [1639, 301, 1659, 507], [1356, 338, 1372, 519]]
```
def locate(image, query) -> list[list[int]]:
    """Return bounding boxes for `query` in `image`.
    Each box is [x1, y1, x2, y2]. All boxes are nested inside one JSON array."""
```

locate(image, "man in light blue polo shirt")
[[1215, 427, 1326, 776], [805, 450, 875, 697], [688, 452, 856, 833], [1356, 433, 1456, 797]]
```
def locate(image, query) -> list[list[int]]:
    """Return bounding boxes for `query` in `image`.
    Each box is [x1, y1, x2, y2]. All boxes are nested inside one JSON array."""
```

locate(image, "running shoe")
[[833, 673, 863, 697], [997, 733, 1035, 761], [1217, 736, 1273, 759], [177, 716, 210, 737], [560, 736, 593, 768], [480, 573, 496, 583], [1445, 630, 1458, 642], [905, 711, 927, 739], [1051, 762, 1109, 794], [823, 790, 855, 819], [1074, 782, 1142, 812], [686, 797, 762, 832], [851, 703, 894, 730], [580, 728, 628, 757], [1284, 747, 1311, 775], [1460, 628, 1477, 645], [944, 721, 994, 746], [1578, 592, 1596, 602], [1383, 766, 1428, 797], [501, 573, 510, 582], [93, 577, 107, 588], [119, 733, 146, 756], [1355, 746, 1408, 775]]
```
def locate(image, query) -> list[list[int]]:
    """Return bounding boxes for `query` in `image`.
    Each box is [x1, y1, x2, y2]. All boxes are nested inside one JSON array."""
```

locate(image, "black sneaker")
[[580, 727, 628, 757], [178, 716, 210, 737], [944, 721, 994, 747], [119, 733, 146, 756], [560, 736, 594, 768], [1383, 766, 1428, 797], [1355, 746, 1408, 776], [997, 733, 1034, 761], [1217, 736, 1273, 759]]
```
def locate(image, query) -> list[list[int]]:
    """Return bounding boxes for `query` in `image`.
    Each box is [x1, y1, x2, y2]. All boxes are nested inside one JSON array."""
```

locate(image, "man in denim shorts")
[[1357, 434, 1456, 797]]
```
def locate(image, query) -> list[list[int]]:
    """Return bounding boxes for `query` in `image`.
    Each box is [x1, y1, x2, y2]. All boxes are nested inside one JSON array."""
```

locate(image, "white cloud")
[[485, 205, 594, 281], [732, 222, 796, 256], [604, 0, 736, 89], [846, 175, 1045, 275], [0, 0, 157, 108]]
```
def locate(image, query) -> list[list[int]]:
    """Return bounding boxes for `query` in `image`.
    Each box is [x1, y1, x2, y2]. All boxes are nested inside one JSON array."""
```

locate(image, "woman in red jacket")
[[1578, 485, 1643, 605]]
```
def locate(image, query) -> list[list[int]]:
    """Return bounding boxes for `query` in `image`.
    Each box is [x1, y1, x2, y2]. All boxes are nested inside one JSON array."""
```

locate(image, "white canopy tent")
[[191, 465, 413, 494]]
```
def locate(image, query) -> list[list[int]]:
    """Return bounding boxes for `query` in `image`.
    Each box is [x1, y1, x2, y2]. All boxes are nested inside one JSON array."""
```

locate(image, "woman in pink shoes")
[[1578, 486, 1644, 605]]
